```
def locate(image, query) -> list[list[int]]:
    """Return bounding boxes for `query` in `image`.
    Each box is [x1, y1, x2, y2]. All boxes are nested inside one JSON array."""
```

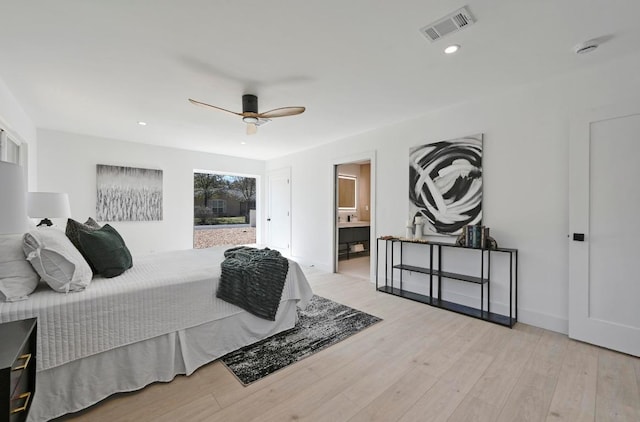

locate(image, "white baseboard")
[[373, 285, 569, 335], [291, 255, 332, 273], [442, 290, 568, 334], [516, 307, 568, 334]]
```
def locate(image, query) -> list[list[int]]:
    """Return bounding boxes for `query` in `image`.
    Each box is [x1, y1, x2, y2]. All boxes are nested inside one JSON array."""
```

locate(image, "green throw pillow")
[[77, 224, 133, 278], [65, 217, 99, 245], [66, 217, 103, 273]]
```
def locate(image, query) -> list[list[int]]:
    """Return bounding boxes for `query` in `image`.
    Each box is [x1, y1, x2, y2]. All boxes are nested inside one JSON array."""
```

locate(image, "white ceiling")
[[1, 0, 639, 160]]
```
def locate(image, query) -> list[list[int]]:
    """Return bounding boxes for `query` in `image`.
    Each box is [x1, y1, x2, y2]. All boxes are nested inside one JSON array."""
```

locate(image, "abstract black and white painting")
[[96, 164, 163, 221], [409, 134, 483, 236]]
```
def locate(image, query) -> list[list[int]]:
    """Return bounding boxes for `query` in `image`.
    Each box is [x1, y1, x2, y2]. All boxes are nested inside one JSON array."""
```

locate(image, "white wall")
[[0, 76, 37, 189], [37, 129, 265, 256], [267, 51, 640, 334]]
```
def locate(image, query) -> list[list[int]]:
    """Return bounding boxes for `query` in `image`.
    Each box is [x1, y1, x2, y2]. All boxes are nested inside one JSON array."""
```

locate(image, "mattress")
[[0, 246, 313, 371]]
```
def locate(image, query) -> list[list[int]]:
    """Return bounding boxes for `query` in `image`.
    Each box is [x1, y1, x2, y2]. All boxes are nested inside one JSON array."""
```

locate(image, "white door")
[[266, 168, 291, 255], [569, 104, 640, 357]]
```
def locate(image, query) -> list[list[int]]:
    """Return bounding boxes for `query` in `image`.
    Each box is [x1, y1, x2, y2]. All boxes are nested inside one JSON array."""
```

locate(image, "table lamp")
[[27, 192, 71, 227], [0, 161, 28, 234]]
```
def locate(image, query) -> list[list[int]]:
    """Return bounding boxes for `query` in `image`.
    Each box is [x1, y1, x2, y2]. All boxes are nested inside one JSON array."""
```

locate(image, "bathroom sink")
[[338, 221, 370, 228]]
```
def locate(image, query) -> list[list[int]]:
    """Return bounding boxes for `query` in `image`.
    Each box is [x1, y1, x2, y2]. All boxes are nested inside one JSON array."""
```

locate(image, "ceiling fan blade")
[[188, 98, 243, 116], [257, 106, 305, 118], [246, 123, 257, 135]]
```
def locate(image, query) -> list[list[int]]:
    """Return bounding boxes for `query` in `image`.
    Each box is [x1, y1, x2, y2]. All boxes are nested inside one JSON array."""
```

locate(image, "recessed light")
[[137, 121, 147, 126], [241, 141, 246, 145], [444, 44, 460, 54]]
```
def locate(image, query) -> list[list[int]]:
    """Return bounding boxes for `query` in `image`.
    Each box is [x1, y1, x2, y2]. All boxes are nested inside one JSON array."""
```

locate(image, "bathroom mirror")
[[338, 175, 356, 209]]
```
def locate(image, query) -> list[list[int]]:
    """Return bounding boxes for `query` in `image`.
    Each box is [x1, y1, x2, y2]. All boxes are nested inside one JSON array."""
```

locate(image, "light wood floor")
[[58, 269, 640, 422], [338, 256, 370, 280]]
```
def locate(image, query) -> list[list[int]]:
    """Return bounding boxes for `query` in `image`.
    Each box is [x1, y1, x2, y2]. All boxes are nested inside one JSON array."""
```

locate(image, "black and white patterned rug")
[[220, 295, 382, 385]]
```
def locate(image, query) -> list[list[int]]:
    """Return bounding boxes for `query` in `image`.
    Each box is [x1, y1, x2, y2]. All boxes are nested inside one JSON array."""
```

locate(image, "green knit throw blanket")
[[217, 247, 289, 321]]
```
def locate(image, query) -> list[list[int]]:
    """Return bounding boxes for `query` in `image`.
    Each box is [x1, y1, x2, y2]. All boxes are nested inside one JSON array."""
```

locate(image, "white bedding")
[[0, 246, 313, 372], [29, 300, 303, 422]]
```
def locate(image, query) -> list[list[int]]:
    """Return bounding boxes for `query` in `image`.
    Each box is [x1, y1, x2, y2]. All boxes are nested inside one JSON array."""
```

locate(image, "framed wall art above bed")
[[96, 164, 163, 222]]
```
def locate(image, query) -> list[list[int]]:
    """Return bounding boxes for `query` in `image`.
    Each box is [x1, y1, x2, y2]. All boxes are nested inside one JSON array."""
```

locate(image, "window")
[[211, 199, 226, 214], [193, 170, 258, 249], [0, 130, 21, 165]]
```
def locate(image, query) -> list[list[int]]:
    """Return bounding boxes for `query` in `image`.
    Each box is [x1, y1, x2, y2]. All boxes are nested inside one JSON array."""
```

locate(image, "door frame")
[[331, 151, 376, 277], [569, 100, 640, 356]]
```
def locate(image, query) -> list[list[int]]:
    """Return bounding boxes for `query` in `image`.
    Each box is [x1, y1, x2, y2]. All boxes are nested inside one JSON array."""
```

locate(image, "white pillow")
[[23, 227, 93, 293], [0, 234, 40, 302]]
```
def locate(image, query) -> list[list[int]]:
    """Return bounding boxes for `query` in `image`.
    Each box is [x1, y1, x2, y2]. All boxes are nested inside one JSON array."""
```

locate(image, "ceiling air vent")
[[419, 6, 476, 42]]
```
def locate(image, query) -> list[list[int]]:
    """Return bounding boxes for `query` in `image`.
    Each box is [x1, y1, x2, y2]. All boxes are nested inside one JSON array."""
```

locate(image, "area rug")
[[220, 295, 382, 385]]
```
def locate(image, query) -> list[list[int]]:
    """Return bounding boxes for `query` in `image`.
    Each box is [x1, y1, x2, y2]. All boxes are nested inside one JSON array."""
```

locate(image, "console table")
[[375, 238, 518, 328]]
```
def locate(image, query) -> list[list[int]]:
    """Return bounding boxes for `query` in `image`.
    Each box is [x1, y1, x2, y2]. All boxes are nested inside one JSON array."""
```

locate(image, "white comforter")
[[0, 246, 312, 371]]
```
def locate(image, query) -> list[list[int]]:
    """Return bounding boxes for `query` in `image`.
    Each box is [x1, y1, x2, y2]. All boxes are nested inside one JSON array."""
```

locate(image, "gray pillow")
[[23, 227, 93, 293], [0, 234, 39, 302]]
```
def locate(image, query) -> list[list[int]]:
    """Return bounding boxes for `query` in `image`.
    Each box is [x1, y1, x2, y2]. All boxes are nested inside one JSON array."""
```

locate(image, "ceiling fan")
[[188, 94, 305, 135]]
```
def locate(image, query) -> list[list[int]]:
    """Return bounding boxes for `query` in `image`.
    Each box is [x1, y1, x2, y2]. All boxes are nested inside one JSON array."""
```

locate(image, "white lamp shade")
[[27, 192, 71, 219], [0, 161, 28, 234]]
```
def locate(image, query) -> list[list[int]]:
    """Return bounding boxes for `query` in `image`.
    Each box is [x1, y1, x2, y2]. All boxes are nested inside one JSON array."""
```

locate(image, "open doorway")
[[193, 170, 257, 248], [335, 160, 371, 279]]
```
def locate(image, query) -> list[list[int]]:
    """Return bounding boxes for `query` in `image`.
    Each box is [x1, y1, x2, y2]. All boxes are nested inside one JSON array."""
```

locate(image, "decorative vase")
[[406, 224, 414, 239], [414, 223, 424, 240]]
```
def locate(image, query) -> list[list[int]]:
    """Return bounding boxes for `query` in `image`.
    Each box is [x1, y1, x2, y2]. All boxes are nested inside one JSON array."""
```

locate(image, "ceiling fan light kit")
[[189, 94, 305, 135]]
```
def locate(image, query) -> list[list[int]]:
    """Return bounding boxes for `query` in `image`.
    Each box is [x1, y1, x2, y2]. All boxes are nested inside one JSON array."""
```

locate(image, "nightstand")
[[0, 318, 37, 422]]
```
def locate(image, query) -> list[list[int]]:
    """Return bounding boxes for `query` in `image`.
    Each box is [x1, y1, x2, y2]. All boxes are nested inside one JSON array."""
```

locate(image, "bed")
[[0, 246, 313, 422]]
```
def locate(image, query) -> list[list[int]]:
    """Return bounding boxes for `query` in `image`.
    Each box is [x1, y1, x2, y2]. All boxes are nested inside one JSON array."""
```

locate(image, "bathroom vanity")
[[338, 222, 370, 260]]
